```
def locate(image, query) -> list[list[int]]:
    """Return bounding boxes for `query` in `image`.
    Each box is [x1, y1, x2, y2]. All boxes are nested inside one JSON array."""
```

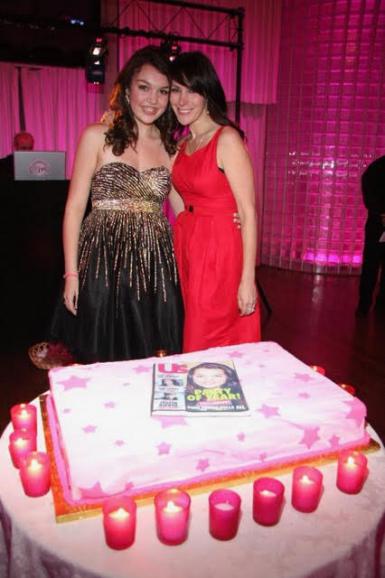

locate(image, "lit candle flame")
[[109, 507, 129, 520], [260, 489, 276, 497], [300, 474, 314, 485], [20, 409, 28, 419], [164, 500, 182, 513], [14, 438, 27, 448], [214, 501, 234, 511], [346, 456, 357, 468], [29, 458, 42, 472]]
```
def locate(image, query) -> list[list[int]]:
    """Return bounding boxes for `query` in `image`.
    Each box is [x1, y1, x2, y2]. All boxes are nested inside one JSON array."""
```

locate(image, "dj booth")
[[0, 180, 69, 349]]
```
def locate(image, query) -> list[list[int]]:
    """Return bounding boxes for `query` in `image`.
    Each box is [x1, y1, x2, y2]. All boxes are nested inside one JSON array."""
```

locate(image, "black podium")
[[0, 180, 69, 349]]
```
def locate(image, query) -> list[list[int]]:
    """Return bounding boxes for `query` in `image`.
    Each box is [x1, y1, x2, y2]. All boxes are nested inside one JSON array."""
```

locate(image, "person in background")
[[0, 132, 34, 180], [356, 155, 385, 316], [46, 45, 183, 363], [169, 51, 261, 353]]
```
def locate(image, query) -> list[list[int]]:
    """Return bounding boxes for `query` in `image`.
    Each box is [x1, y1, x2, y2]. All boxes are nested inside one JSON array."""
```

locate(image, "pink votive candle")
[[19, 451, 51, 497], [155, 488, 191, 545], [291, 466, 323, 513], [8, 429, 37, 468], [309, 365, 326, 376], [337, 451, 368, 494], [209, 489, 241, 540], [338, 383, 356, 396], [253, 477, 285, 526], [103, 496, 137, 550], [11, 403, 37, 433]]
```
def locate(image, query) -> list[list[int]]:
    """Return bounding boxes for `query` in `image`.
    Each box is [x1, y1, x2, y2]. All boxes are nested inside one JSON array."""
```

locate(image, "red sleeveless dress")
[[172, 127, 261, 353]]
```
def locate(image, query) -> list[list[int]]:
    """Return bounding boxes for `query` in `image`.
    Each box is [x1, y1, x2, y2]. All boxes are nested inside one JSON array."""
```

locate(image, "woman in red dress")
[[169, 51, 261, 353]]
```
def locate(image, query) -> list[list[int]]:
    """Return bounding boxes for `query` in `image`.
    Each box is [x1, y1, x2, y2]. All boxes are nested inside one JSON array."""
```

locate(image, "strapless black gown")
[[50, 162, 183, 363]]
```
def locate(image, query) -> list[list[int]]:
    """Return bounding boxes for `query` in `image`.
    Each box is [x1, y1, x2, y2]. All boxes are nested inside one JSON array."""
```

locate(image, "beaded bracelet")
[[63, 272, 78, 279]]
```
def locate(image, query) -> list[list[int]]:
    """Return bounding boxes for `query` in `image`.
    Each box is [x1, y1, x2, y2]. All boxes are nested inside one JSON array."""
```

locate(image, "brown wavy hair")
[[105, 45, 178, 156]]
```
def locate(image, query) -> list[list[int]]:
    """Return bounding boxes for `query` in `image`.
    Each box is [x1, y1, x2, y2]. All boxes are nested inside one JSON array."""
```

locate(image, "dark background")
[[0, 0, 101, 67]]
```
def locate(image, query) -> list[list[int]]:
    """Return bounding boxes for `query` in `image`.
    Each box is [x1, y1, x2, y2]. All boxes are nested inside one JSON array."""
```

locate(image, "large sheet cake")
[[47, 342, 369, 505]]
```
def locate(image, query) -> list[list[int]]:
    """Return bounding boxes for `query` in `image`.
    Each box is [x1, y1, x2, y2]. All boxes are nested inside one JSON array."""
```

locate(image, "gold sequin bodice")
[[78, 162, 177, 302], [90, 162, 170, 208]]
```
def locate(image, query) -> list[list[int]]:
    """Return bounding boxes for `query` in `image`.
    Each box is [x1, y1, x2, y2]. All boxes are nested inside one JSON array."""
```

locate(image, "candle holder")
[[338, 383, 356, 396], [8, 429, 37, 468], [253, 477, 285, 526], [209, 489, 241, 540], [11, 403, 37, 433], [337, 451, 368, 494], [155, 349, 168, 358], [309, 365, 326, 376], [19, 451, 51, 497], [291, 466, 323, 513], [155, 488, 191, 545], [103, 496, 137, 550]]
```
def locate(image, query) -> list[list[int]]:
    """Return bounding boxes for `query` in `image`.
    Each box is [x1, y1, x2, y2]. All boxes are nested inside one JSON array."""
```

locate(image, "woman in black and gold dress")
[[49, 46, 183, 363]]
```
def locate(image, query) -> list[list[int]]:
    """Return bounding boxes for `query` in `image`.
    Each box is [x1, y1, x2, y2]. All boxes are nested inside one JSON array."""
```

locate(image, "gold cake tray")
[[39, 394, 380, 523]]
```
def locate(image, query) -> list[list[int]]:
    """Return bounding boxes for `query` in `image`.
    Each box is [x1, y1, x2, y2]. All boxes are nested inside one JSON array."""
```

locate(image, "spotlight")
[[86, 37, 107, 84], [160, 38, 181, 62]]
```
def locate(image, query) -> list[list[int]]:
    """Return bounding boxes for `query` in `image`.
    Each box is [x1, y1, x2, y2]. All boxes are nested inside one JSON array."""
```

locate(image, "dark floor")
[[1, 265, 384, 441]]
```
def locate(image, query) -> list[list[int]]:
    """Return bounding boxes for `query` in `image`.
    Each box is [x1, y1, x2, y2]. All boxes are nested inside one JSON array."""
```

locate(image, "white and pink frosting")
[[47, 342, 369, 505]]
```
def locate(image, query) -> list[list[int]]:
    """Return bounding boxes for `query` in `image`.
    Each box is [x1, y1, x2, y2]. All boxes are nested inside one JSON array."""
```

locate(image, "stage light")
[[86, 37, 107, 84], [160, 38, 181, 62]]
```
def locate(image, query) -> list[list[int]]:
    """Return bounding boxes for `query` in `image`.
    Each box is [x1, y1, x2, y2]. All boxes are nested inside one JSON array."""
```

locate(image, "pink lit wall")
[[262, 0, 385, 273]]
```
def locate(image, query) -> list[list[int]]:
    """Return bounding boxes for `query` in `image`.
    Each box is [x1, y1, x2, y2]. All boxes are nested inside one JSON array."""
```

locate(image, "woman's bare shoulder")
[[81, 122, 108, 139], [218, 125, 243, 145]]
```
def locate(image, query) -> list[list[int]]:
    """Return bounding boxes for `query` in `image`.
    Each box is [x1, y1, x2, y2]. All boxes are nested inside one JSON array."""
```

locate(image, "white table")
[[1, 406, 385, 578]]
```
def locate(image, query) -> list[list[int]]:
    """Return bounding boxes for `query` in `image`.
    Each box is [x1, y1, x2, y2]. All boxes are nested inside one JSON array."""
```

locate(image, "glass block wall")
[[262, 0, 385, 273]]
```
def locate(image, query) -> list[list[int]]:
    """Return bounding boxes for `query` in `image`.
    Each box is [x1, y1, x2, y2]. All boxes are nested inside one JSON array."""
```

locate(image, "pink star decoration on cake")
[[133, 365, 151, 374], [299, 426, 320, 448], [258, 452, 267, 462], [79, 482, 105, 499], [328, 434, 341, 449], [114, 440, 125, 447], [78, 481, 134, 499], [237, 432, 246, 442], [83, 425, 97, 434], [345, 399, 365, 426], [152, 415, 188, 429], [228, 350, 244, 358], [104, 401, 116, 409], [298, 392, 310, 399], [294, 373, 313, 382], [196, 459, 210, 472], [157, 442, 171, 455], [58, 375, 90, 391], [257, 404, 280, 418], [63, 408, 71, 414]]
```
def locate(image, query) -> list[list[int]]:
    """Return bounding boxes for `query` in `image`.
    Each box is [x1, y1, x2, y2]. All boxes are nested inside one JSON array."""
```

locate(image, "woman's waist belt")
[[185, 204, 235, 216], [93, 199, 161, 213]]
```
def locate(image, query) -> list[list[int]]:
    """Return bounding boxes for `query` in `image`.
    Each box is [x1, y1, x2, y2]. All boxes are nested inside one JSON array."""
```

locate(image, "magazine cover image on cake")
[[151, 360, 249, 416]]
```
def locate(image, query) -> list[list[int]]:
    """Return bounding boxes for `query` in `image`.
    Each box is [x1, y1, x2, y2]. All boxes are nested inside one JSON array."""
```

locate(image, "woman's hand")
[[63, 277, 79, 315], [238, 279, 258, 316]]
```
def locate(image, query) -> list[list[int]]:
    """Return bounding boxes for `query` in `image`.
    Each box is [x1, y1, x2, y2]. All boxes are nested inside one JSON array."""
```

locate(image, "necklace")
[[188, 128, 215, 154]]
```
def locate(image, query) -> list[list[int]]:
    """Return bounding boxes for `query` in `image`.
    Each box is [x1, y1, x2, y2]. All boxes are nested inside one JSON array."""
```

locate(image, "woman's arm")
[[62, 124, 103, 314], [217, 127, 258, 316], [168, 185, 185, 217]]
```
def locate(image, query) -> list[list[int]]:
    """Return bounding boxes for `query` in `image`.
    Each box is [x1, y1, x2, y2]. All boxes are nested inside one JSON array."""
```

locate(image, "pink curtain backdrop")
[[0, 63, 20, 157], [0, 63, 105, 176]]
